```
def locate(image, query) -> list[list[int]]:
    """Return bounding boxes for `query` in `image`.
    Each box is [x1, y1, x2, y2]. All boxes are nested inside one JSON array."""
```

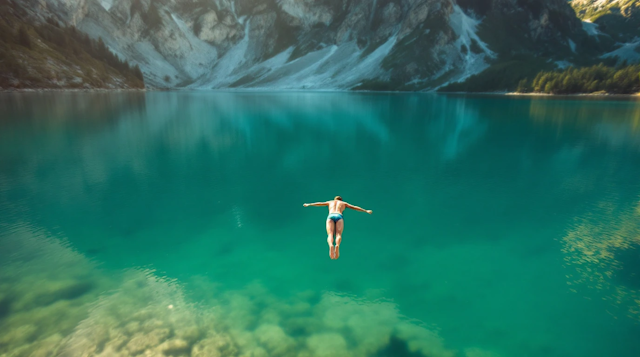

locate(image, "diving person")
[[303, 196, 372, 259]]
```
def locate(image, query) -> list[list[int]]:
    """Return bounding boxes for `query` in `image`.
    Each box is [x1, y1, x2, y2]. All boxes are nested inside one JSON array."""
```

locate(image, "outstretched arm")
[[346, 203, 372, 214], [303, 201, 329, 207]]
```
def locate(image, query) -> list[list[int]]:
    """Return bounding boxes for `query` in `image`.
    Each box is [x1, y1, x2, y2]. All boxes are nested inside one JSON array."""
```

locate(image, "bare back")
[[328, 200, 348, 214]]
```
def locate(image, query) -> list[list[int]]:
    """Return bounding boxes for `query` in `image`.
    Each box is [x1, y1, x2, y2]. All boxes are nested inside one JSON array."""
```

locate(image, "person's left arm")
[[346, 203, 372, 214]]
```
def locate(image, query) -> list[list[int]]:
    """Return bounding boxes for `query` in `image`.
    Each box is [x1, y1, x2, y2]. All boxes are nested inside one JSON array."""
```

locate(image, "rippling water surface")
[[1, 92, 640, 357]]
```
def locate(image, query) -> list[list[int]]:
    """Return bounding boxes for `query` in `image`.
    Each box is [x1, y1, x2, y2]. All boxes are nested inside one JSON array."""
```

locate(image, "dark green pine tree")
[[515, 78, 530, 93]]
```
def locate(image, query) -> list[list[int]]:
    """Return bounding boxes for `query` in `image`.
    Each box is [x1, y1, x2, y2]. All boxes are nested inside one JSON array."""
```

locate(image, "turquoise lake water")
[[1, 91, 640, 357]]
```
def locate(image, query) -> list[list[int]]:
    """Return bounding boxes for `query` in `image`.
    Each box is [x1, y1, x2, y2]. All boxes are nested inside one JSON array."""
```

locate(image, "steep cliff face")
[[9, 0, 604, 90]]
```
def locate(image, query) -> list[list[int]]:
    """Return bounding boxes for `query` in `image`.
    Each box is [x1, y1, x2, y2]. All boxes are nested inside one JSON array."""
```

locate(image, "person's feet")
[[335, 245, 340, 259], [330, 245, 335, 259]]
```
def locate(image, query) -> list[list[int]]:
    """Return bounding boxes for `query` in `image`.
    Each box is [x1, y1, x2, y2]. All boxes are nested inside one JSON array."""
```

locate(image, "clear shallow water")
[[1, 92, 640, 357]]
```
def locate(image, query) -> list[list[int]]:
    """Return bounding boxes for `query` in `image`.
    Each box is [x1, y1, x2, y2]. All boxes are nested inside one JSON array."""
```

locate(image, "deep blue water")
[[1, 91, 640, 357]]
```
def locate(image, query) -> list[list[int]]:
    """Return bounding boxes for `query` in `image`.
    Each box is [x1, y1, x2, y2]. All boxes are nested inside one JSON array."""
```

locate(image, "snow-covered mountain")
[[15, 0, 601, 90]]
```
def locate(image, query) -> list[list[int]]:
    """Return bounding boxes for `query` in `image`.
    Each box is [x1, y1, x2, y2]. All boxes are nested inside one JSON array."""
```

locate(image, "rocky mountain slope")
[[570, 0, 640, 64], [7, 0, 636, 90], [0, 0, 144, 90]]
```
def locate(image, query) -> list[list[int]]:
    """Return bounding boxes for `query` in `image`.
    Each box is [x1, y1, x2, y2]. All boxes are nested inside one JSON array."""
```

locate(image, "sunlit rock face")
[[195, 10, 244, 49], [17, 0, 585, 89]]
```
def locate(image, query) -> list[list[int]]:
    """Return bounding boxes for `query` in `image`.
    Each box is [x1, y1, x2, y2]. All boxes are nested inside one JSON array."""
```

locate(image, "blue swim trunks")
[[327, 213, 343, 222]]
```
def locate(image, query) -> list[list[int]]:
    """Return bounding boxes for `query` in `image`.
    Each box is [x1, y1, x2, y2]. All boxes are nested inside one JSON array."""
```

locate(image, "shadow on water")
[[375, 336, 426, 357]]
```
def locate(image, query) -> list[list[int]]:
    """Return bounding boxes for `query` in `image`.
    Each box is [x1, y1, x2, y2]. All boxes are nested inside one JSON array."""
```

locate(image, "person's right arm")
[[346, 203, 372, 214], [303, 201, 329, 207]]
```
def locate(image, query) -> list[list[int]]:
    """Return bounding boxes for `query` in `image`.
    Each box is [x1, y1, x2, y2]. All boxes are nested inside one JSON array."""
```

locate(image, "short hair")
[[334, 196, 342, 201]]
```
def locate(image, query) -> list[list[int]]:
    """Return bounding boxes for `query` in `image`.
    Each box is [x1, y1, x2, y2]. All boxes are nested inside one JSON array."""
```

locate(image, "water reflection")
[[426, 97, 486, 161], [527, 97, 640, 146], [1, 92, 493, 241]]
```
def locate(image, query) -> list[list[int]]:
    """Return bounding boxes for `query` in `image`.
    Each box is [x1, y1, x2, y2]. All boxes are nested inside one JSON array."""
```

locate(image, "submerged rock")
[[158, 338, 190, 356], [124, 321, 141, 335], [125, 328, 171, 354], [191, 334, 237, 357], [0, 324, 37, 347], [174, 325, 202, 344], [30, 334, 64, 357], [103, 330, 129, 353], [254, 324, 295, 355], [305, 332, 349, 357]]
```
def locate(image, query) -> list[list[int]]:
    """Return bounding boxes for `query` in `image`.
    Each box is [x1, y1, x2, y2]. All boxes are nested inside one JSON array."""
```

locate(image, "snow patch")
[[449, 5, 492, 55], [582, 21, 600, 36], [98, 0, 113, 11], [602, 40, 640, 63], [555, 60, 572, 69]]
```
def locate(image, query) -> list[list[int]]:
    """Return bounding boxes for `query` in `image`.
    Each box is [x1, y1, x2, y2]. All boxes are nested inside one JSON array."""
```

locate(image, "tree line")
[[516, 63, 640, 94]]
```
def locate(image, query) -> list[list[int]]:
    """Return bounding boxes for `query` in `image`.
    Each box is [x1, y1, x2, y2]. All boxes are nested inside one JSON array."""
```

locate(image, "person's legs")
[[326, 219, 336, 259], [335, 219, 344, 259]]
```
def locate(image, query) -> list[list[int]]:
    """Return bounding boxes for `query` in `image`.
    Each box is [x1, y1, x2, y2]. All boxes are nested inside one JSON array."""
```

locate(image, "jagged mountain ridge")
[[14, 0, 600, 90]]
